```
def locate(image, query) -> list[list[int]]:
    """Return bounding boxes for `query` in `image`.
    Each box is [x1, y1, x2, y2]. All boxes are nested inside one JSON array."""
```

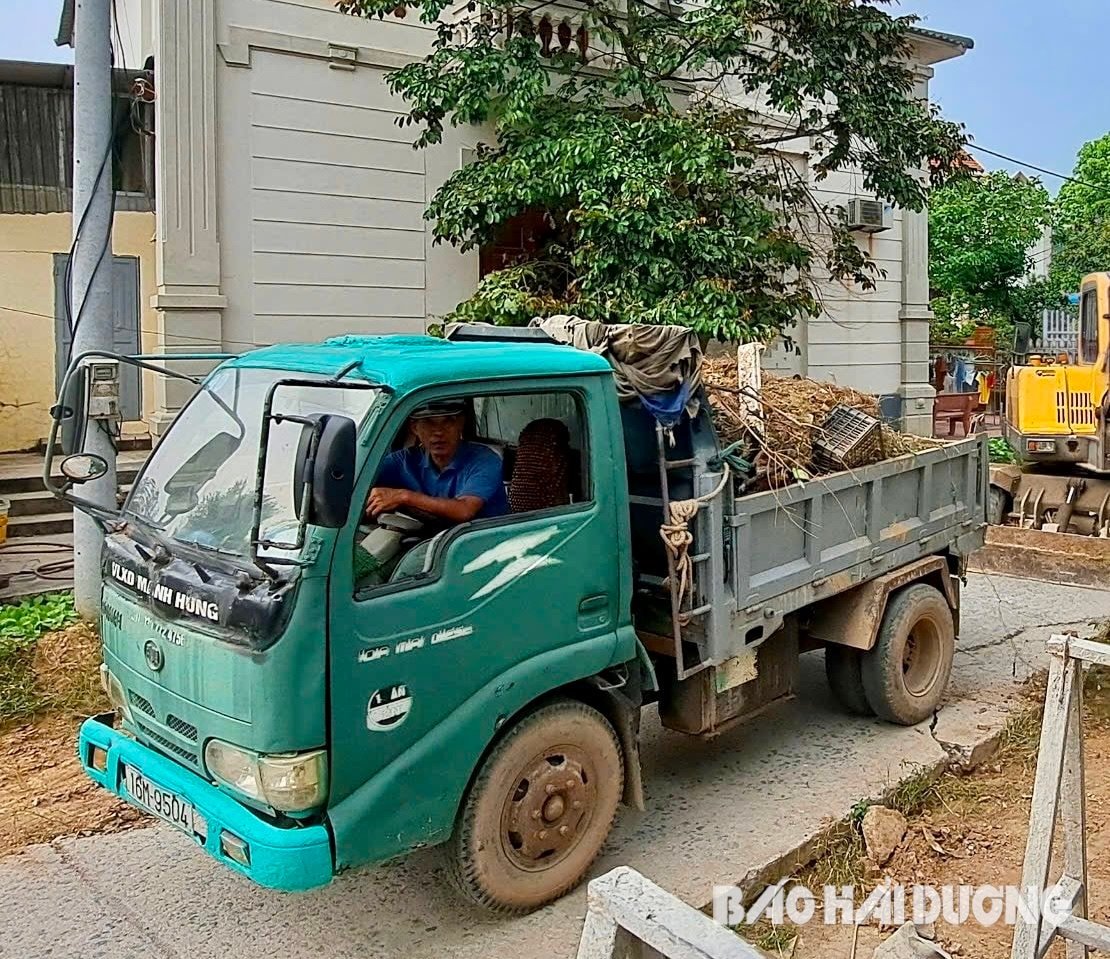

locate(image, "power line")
[[0, 306, 56, 321], [967, 143, 1110, 196]]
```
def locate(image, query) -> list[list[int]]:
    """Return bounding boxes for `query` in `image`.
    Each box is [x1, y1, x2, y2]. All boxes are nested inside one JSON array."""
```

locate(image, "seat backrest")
[[509, 418, 572, 513], [935, 392, 979, 413]]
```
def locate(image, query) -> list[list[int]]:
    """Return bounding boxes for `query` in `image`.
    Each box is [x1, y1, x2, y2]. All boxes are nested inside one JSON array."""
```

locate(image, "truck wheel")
[[825, 645, 874, 716], [861, 584, 954, 726], [446, 699, 623, 914], [987, 486, 1009, 526]]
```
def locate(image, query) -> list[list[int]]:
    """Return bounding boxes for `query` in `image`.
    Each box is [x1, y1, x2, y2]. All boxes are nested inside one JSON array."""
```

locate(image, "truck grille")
[[128, 691, 155, 717], [165, 714, 198, 742], [135, 720, 198, 764], [124, 687, 201, 768]]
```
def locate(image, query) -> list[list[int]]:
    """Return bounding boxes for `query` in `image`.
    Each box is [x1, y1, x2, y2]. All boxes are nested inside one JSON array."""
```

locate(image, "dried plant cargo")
[[44, 329, 988, 914]]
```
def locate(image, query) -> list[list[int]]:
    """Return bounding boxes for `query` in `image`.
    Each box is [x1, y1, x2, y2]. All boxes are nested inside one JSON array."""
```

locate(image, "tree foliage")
[[1051, 133, 1110, 295], [340, 0, 964, 341], [928, 170, 1057, 340]]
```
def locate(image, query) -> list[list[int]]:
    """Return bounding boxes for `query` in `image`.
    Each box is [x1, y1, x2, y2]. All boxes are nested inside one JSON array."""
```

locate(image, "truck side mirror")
[[52, 366, 88, 456], [59, 452, 108, 484], [294, 414, 356, 529]]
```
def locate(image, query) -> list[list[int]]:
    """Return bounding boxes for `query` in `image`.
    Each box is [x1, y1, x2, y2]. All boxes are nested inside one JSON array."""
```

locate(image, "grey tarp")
[[530, 316, 704, 418]]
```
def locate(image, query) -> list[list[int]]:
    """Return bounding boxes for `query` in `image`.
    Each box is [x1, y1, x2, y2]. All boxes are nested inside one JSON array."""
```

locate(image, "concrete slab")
[[0, 533, 73, 601], [931, 699, 1010, 771], [1, 573, 1107, 959]]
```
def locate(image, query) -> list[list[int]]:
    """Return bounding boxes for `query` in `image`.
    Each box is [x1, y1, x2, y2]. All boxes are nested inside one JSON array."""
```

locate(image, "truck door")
[[325, 379, 626, 864]]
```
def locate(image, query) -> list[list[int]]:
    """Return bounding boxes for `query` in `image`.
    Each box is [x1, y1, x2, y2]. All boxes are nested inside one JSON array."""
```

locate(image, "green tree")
[[339, 0, 964, 342], [928, 170, 1056, 341], [1051, 133, 1110, 294]]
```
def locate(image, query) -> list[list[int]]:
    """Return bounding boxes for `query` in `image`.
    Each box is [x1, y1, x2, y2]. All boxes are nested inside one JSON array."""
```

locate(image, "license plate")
[[124, 765, 195, 834]]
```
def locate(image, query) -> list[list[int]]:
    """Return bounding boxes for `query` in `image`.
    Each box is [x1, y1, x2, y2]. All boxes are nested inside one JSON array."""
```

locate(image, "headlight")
[[103, 668, 132, 723], [204, 740, 328, 812], [205, 740, 264, 803]]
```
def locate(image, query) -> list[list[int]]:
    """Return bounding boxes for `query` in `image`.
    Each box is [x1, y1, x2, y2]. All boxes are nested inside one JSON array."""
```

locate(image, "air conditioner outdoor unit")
[[845, 198, 892, 234]]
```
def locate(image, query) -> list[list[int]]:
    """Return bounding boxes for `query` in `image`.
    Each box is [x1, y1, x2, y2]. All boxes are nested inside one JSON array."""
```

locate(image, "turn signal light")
[[220, 830, 251, 867], [89, 746, 108, 772]]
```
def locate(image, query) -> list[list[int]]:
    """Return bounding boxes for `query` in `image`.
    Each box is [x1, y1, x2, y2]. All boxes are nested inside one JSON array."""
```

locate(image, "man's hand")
[[366, 487, 411, 518]]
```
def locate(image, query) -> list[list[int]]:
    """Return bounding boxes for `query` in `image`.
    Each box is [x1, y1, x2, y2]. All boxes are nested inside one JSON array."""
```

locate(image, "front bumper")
[[79, 716, 334, 892]]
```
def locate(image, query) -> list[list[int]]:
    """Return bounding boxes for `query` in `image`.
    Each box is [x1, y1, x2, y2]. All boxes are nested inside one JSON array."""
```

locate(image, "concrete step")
[[7, 511, 74, 538], [5, 489, 67, 518], [4, 482, 134, 531], [0, 450, 148, 495], [36, 432, 153, 454]]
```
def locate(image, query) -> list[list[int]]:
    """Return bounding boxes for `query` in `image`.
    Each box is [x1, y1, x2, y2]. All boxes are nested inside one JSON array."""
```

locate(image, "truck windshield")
[[124, 367, 381, 557]]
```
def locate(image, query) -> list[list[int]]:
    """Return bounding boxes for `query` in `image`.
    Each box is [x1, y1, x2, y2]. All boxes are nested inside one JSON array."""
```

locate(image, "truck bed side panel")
[[714, 437, 987, 662]]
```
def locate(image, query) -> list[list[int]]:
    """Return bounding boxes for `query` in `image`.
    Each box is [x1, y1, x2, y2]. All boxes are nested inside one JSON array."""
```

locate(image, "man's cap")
[[410, 399, 466, 420]]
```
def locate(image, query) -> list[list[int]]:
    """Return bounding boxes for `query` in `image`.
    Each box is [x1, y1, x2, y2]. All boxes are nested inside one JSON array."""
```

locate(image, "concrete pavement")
[[1, 572, 1106, 959]]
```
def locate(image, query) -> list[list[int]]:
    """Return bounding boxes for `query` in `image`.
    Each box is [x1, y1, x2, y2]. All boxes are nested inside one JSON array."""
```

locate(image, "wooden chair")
[[933, 392, 980, 437]]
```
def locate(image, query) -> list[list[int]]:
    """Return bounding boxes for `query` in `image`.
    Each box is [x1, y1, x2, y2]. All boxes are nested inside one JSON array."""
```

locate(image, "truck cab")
[[1004, 273, 1110, 470], [991, 273, 1110, 533]]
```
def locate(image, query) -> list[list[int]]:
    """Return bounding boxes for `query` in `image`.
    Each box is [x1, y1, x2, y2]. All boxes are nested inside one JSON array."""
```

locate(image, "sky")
[[911, 0, 1108, 190], [0, 0, 1105, 191]]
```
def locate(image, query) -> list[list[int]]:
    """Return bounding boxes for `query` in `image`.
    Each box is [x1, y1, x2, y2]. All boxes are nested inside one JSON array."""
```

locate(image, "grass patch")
[[796, 704, 1048, 899], [801, 767, 942, 891], [886, 765, 942, 818], [0, 592, 82, 724], [736, 919, 798, 956]]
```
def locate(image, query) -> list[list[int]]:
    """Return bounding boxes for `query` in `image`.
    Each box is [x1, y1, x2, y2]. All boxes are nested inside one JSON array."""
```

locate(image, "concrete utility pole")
[[71, 0, 118, 617]]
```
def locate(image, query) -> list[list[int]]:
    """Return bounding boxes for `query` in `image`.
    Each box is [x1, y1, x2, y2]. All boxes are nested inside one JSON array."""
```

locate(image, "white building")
[[57, 1, 972, 435]]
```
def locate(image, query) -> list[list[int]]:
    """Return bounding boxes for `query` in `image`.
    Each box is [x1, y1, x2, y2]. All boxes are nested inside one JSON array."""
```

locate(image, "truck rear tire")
[[445, 698, 623, 914], [825, 646, 874, 716], [861, 583, 955, 726]]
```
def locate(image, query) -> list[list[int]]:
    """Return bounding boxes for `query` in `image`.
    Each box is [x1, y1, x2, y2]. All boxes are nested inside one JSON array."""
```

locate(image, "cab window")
[[353, 390, 590, 592], [1080, 289, 1099, 365]]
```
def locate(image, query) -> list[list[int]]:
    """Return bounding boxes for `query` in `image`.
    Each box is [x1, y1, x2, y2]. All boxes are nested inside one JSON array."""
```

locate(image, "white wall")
[[148, 1, 962, 426], [1027, 225, 1053, 282], [213, 0, 482, 350], [112, 0, 153, 68]]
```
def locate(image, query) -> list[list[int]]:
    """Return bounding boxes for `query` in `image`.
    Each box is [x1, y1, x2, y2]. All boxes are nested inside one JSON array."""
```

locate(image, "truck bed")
[[627, 407, 988, 673]]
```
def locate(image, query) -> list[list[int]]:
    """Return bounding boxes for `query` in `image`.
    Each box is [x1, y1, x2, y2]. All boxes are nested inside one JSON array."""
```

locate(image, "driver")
[[366, 399, 509, 524]]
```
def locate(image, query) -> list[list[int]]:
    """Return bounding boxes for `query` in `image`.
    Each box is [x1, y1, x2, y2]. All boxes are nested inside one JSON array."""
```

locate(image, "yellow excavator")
[[980, 273, 1110, 585]]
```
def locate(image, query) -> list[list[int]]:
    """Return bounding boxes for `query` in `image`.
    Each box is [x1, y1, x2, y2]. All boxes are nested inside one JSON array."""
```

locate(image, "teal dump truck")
[[47, 326, 987, 913]]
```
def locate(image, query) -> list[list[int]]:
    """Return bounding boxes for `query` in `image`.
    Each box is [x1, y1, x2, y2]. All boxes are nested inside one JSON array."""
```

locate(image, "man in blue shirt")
[[366, 399, 509, 524]]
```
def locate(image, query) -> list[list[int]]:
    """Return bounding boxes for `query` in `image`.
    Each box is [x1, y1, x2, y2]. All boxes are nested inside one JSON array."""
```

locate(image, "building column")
[[150, 0, 226, 435], [898, 66, 936, 436]]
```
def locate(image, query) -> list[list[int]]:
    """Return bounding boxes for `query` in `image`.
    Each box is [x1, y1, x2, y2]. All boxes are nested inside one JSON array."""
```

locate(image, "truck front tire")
[[446, 698, 623, 914], [860, 584, 955, 726]]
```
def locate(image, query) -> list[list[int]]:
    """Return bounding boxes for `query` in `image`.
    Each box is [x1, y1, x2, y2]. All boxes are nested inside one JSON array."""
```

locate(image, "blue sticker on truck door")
[[366, 684, 412, 731]]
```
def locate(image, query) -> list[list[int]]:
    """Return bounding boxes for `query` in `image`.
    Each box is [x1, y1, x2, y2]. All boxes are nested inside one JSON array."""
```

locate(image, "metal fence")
[[1037, 309, 1080, 361]]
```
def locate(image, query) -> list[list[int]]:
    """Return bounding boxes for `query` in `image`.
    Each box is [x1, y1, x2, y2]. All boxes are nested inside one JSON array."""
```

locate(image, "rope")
[[659, 465, 731, 622]]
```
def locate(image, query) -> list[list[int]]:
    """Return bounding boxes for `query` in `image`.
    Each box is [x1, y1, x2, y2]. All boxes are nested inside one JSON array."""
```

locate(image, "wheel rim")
[[902, 614, 943, 697], [499, 744, 597, 872]]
